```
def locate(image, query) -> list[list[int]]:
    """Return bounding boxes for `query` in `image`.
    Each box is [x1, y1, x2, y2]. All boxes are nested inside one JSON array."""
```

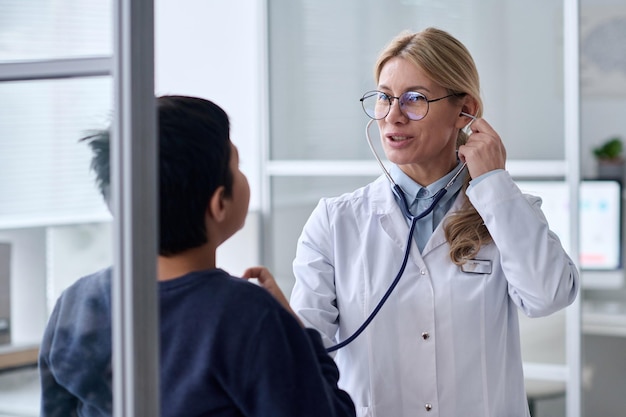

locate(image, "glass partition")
[[579, 1, 626, 415], [0, 2, 113, 414], [0, 78, 112, 229], [0, 0, 112, 62], [0, 77, 112, 416], [268, 0, 565, 162]]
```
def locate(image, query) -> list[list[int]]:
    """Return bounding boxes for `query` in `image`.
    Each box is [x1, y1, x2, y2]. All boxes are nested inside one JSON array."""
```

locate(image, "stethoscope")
[[326, 112, 476, 353]]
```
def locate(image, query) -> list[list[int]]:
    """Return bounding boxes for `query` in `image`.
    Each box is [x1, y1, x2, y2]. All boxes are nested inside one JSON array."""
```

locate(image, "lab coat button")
[[420, 269, 426, 275], [425, 403, 433, 411], [421, 332, 430, 340]]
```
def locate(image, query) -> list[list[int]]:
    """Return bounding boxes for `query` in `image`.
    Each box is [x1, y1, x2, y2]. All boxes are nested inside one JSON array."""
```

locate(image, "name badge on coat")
[[461, 259, 492, 274]]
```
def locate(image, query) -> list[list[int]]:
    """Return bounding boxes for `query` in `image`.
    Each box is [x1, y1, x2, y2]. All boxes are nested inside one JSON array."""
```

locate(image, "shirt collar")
[[389, 161, 467, 203]]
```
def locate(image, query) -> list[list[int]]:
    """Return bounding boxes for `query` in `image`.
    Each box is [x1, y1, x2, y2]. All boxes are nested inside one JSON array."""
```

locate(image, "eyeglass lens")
[[361, 91, 429, 121]]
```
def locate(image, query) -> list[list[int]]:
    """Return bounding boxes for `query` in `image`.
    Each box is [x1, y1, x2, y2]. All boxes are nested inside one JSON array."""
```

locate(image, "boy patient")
[[38, 95, 356, 417]]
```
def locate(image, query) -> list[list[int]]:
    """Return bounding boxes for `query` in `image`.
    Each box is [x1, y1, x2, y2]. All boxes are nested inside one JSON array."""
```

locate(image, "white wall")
[[154, 0, 264, 211], [154, 0, 264, 272]]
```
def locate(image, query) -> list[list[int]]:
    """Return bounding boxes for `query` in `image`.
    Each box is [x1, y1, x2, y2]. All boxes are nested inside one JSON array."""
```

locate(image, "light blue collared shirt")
[[389, 162, 467, 252]]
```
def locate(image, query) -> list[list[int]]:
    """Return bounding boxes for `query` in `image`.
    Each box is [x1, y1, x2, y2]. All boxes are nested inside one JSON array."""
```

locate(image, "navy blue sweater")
[[39, 267, 355, 417]]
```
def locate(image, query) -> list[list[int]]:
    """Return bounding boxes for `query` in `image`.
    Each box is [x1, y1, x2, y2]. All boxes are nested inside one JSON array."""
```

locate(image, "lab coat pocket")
[[461, 258, 492, 274]]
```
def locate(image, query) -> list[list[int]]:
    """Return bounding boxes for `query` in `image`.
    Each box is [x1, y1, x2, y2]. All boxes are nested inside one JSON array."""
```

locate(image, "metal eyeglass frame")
[[360, 90, 457, 121]]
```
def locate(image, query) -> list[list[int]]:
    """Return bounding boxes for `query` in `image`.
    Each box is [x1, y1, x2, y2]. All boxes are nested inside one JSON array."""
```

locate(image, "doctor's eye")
[[402, 92, 427, 103], [376, 92, 391, 102]]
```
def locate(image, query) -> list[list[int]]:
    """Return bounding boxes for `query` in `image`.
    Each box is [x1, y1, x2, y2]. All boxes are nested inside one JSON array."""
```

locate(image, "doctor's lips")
[[390, 136, 410, 142], [387, 134, 413, 142]]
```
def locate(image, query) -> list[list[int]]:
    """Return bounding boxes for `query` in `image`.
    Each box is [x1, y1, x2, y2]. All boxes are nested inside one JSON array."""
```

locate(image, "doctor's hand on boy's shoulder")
[[242, 266, 304, 328]]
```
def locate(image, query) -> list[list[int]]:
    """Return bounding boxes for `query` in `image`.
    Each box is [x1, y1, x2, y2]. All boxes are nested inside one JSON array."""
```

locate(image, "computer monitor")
[[515, 179, 622, 271]]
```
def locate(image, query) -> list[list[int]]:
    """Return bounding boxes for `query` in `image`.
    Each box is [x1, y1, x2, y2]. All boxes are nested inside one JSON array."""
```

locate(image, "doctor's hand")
[[457, 117, 506, 179], [242, 266, 304, 328]]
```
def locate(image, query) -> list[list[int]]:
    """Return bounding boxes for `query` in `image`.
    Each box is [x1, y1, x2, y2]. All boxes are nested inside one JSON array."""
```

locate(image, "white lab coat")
[[291, 170, 579, 417]]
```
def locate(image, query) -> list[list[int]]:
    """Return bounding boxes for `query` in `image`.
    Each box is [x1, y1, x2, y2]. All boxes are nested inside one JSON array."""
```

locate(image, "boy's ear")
[[208, 186, 227, 223]]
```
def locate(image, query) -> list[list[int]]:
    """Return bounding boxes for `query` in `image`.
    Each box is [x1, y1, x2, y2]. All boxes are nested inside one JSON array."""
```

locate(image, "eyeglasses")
[[360, 90, 456, 121]]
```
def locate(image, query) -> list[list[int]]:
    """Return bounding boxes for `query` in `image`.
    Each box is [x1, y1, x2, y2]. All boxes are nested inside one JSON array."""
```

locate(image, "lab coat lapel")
[[376, 180, 419, 255], [421, 191, 467, 256]]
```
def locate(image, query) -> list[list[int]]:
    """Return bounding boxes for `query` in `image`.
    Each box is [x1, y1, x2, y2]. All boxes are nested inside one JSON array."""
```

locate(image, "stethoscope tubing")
[[326, 187, 446, 352], [325, 117, 473, 353]]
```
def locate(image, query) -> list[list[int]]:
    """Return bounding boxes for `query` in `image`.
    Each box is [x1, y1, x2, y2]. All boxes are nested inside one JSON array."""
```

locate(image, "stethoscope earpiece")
[[460, 112, 477, 136]]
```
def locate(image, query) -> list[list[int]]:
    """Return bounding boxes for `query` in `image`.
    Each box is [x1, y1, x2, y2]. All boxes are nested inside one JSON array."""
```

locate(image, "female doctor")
[[290, 27, 579, 417]]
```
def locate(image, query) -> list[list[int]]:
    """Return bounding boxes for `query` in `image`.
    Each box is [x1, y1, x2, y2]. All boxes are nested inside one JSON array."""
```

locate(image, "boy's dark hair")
[[82, 95, 233, 256]]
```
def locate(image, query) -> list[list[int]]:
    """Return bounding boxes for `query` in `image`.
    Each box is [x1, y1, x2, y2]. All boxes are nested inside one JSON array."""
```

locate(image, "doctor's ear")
[[457, 97, 479, 127], [456, 108, 476, 130], [460, 100, 478, 117]]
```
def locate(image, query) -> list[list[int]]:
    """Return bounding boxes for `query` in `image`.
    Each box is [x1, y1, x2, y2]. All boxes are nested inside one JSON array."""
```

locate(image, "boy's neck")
[[157, 244, 216, 281]]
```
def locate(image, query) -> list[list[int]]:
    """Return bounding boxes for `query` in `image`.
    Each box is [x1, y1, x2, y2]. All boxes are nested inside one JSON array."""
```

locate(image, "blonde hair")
[[374, 27, 492, 265]]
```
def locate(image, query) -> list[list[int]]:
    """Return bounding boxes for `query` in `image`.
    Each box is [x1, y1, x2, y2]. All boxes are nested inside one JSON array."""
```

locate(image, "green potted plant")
[[593, 136, 624, 181]]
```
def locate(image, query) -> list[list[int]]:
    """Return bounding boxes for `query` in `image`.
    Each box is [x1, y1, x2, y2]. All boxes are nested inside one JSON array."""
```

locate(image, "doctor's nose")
[[385, 99, 409, 123]]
